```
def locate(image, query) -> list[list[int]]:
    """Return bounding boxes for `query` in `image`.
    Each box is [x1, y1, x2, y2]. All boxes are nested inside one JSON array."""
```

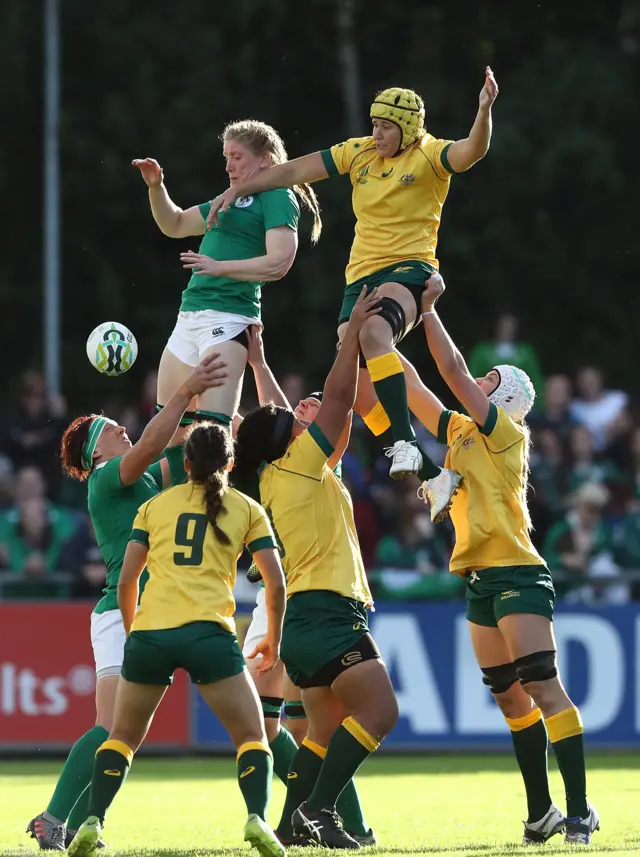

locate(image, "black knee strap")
[[376, 297, 407, 344], [514, 650, 557, 685], [284, 700, 306, 720], [260, 695, 284, 719], [481, 662, 519, 695]]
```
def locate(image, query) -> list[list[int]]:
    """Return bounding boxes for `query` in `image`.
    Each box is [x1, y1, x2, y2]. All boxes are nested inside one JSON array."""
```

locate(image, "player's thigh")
[[198, 669, 267, 748], [468, 621, 513, 669], [94, 674, 119, 732], [157, 346, 197, 409], [197, 340, 248, 417], [301, 685, 347, 747], [110, 677, 168, 751], [498, 613, 557, 661], [330, 658, 398, 739], [283, 673, 308, 745], [358, 281, 418, 356]]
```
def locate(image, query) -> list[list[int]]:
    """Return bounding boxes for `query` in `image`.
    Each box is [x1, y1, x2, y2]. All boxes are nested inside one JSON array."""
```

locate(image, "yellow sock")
[[362, 401, 391, 436], [505, 707, 543, 731], [302, 737, 327, 759], [343, 716, 380, 753], [97, 739, 134, 765], [545, 706, 583, 743], [366, 352, 403, 382]]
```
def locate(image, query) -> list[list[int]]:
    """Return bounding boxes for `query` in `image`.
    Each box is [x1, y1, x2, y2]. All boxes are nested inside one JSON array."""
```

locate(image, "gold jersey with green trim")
[[89, 456, 161, 614], [258, 423, 372, 606], [320, 134, 455, 284], [438, 403, 545, 574], [130, 482, 276, 633], [180, 188, 300, 317]]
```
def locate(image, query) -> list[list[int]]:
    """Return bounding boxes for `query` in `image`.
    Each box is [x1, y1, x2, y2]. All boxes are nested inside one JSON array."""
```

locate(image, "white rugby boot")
[[522, 803, 565, 845], [417, 468, 462, 522]]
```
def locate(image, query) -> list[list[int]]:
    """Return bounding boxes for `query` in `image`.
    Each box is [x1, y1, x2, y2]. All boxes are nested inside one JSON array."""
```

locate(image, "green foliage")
[[0, 1, 637, 406]]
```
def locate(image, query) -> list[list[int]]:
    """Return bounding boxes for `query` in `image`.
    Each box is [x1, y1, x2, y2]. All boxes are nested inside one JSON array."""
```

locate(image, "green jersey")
[[179, 188, 300, 318], [89, 456, 162, 614]]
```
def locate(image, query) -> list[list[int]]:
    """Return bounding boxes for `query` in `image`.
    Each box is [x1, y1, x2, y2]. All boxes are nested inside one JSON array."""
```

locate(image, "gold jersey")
[[321, 134, 455, 283], [438, 404, 545, 574], [258, 423, 372, 606], [130, 482, 276, 633]]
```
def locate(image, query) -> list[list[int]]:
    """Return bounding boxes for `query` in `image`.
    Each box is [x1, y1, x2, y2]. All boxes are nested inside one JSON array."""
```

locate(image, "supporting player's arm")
[[313, 288, 381, 448], [328, 414, 352, 471], [421, 274, 491, 426], [444, 67, 499, 173], [132, 158, 206, 238], [398, 353, 445, 438], [246, 547, 287, 674], [180, 226, 297, 283], [118, 353, 227, 486], [207, 152, 328, 228], [118, 540, 148, 634], [247, 325, 292, 409]]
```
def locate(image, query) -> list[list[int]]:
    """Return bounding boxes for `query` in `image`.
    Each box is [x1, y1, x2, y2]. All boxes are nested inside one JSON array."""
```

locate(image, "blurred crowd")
[[1, 313, 639, 605]]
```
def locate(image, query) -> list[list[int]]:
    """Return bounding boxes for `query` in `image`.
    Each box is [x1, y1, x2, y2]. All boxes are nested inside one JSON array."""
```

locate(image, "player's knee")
[[514, 651, 559, 707], [358, 312, 394, 352], [492, 684, 533, 720], [481, 662, 519, 696]]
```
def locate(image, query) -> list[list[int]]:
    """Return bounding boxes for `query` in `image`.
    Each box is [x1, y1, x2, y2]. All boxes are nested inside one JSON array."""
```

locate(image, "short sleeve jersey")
[[438, 403, 545, 574], [258, 423, 372, 606], [320, 134, 455, 284], [130, 483, 276, 634], [88, 457, 161, 614], [180, 188, 300, 319]]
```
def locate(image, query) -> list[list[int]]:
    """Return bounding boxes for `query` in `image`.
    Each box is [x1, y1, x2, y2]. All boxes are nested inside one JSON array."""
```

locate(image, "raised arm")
[[246, 325, 292, 409], [421, 273, 492, 426], [119, 353, 226, 486], [398, 352, 445, 437], [180, 225, 298, 283], [132, 158, 206, 238], [444, 67, 498, 174], [313, 288, 381, 448], [208, 152, 328, 228]]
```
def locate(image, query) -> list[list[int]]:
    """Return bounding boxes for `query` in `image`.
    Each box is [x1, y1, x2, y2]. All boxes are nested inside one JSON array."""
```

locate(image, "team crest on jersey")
[[399, 173, 415, 186], [356, 165, 369, 185], [235, 196, 254, 208], [381, 167, 394, 178], [462, 437, 476, 450]]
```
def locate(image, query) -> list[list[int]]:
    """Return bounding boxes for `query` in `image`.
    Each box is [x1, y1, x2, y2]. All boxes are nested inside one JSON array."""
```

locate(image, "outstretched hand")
[[347, 286, 382, 332], [132, 158, 163, 188], [479, 66, 499, 109]]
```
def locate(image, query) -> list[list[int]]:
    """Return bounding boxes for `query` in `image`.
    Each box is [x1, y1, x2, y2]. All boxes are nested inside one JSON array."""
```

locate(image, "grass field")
[[2, 754, 640, 856]]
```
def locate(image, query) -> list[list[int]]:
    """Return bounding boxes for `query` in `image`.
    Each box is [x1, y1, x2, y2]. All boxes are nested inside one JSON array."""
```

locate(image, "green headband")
[[81, 416, 110, 470]]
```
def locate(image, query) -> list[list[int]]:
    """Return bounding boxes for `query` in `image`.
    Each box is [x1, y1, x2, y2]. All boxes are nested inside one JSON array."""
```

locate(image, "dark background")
[[1, 0, 638, 412]]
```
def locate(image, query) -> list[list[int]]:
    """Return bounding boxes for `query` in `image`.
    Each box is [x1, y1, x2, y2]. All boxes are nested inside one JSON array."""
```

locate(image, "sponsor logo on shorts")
[[399, 173, 416, 186], [235, 196, 254, 208], [469, 571, 480, 584], [341, 651, 363, 667], [392, 266, 413, 273], [211, 327, 224, 337], [240, 765, 256, 779], [353, 622, 364, 631], [287, 771, 299, 779], [103, 769, 122, 777], [500, 590, 521, 600]]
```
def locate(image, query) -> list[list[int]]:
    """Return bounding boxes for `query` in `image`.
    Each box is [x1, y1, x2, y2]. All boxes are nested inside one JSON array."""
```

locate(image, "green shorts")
[[281, 591, 371, 687], [122, 620, 245, 685], [465, 566, 556, 628], [338, 260, 436, 328]]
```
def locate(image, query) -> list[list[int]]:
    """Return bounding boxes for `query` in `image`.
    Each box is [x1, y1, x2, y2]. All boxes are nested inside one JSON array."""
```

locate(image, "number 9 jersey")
[[129, 483, 277, 634]]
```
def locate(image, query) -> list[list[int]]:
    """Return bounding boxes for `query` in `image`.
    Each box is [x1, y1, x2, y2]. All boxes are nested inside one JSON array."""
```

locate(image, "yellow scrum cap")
[[370, 87, 425, 151]]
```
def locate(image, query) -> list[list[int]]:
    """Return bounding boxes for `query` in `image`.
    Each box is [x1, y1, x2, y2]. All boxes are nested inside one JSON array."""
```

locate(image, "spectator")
[[0, 496, 77, 583], [0, 370, 67, 497], [60, 512, 107, 599], [561, 424, 623, 498], [467, 312, 544, 402], [0, 454, 14, 511], [530, 374, 577, 441], [570, 365, 628, 451], [529, 428, 565, 539], [543, 482, 629, 605]]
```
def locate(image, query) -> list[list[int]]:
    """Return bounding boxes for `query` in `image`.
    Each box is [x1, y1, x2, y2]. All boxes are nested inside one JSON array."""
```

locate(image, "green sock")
[[270, 726, 299, 785], [551, 734, 588, 819], [66, 786, 90, 831], [369, 362, 415, 444], [509, 718, 553, 823], [237, 747, 272, 820], [46, 725, 109, 822], [306, 721, 378, 813], [336, 779, 369, 837], [277, 741, 324, 838], [87, 745, 132, 825]]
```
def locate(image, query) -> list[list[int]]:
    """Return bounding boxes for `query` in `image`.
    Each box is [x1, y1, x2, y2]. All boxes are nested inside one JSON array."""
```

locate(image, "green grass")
[[3, 754, 640, 855]]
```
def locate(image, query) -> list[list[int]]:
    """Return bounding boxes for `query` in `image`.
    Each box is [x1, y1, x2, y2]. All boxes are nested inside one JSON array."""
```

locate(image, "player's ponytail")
[[184, 423, 233, 545], [61, 415, 98, 482], [222, 119, 322, 243]]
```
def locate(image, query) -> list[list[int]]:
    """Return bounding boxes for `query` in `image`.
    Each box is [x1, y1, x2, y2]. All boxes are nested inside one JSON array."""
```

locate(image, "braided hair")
[[184, 423, 234, 545]]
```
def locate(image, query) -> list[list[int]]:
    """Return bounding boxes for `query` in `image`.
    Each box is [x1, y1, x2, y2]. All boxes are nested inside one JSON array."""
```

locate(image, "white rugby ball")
[[86, 322, 138, 376]]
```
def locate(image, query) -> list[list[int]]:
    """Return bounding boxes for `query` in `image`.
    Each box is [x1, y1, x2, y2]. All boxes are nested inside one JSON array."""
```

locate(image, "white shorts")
[[91, 609, 126, 680], [166, 310, 258, 367], [243, 586, 268, 658]]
